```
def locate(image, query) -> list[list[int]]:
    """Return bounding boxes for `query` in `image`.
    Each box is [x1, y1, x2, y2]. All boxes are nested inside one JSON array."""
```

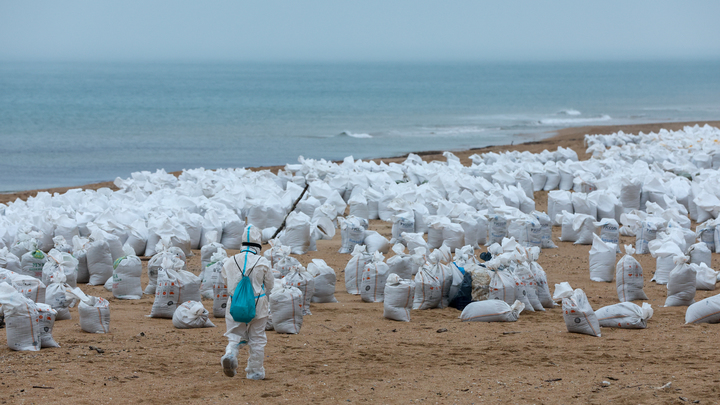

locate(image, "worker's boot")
[[220, 343, 240, 377]]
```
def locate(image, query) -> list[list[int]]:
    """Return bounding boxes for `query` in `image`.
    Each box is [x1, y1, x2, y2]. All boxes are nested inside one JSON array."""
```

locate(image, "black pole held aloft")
[[269, 183, 310, 241]]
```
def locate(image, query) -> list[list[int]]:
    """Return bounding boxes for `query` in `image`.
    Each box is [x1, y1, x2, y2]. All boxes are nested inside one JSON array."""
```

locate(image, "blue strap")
[[241, 225, 253, 275]]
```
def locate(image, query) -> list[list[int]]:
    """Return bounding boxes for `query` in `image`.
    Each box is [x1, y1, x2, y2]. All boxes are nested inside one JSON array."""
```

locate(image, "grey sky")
[[1, 1, 719, 62]]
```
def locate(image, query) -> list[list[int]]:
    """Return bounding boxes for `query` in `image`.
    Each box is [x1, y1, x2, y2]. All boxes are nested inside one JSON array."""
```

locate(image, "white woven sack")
[[486, 215, 508, 246], [150, 267, 179, 318], [460, 300, 524, 322], [383, 274, 415, 322], [391, 211, 415, 243], [212, 277, 228, 318], [348, 193, 369, 219], [557, 211, 577, 242], [548, 191, 573, 225], [427, 259, 453, 309], [144, 246, 186, 295], [514, 263, 544, 311], [615, 245, 648, 301], [688, 243, 712, 267], [220, 218, 245, 250], [386, 244, 414, 280], [36, 303, 60, 348], [635, 220, 660, 254], [412, 266, 442, 310], [589, 234, 616, 282], [274, 254, 300, 278], [558, 287, 601, 337], [595, 219, 620, 252], [200, 251, 226, 299], [86, 238, 113, 286], [543, 162, 561, 191], [509, 266, 534, 313], [199, 231, 223, 268], [278, 211, 313, 255], [269, 285, 304, 334], [440, 223, 465, 253], [532, 211, 557, 249], [66, 287, 110, 334], [401, 232, 428, 253], [345, 245, 372, 295], [124, 219, 147, 256], [0, 248, 22, 274], [3, 271, 46, 303], [112, 246, 142, 300], [649, 241, 683, 285], [572, 214, 596, 245], [338, 216, 367, 254], [363, 230, 391, 254], [42, 249, 78, 288], [529, 261, 554, 308], [360, 253, 389, 303], [307, 259, 337, 303], [696, 223, 715, 252], [44, 281, 74, 321], [488, 269, 517, 305], [72, 238, 90, 284], [596, 302, 653, 329], [149, 261, 199, 319], [468, 264, 491, 302], [685, 293, 720, 324], [20, 249, 47, 280], [572, 192, 598, 219], [0, 282, 41, 351], [176, 269, 201, 304], [172, 301, 216, 329], [664, 256, 696, 307], [692, 263, 718, 290], [458, 215, 482, 249], [284, 266, 315, 315]]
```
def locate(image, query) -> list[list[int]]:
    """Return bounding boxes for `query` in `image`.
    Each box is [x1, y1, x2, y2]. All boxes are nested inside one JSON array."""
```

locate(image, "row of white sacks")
[[4, 231, 720, 351], [0, 236, 343, 350], [545, 280, 720, 337]]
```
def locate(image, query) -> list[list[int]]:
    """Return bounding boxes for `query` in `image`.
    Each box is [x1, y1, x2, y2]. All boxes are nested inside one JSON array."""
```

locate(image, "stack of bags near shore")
[[340, 234, 555, 323], [457, 238, 553, 322]]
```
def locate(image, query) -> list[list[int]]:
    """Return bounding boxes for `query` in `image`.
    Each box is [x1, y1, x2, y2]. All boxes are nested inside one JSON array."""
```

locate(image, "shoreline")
[[2, 119, 719, 205]]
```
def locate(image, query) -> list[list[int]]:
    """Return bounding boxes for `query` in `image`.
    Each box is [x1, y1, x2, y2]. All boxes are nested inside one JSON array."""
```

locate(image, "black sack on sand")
[[449, 271, 473, 310]]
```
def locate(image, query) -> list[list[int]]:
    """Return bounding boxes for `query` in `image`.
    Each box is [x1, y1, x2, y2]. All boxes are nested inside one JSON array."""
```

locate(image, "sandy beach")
[[3, 120, 720, 404]]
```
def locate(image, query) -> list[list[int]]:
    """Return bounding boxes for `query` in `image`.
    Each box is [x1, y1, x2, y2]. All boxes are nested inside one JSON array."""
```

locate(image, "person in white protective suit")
[[220, 225, 274, 379]]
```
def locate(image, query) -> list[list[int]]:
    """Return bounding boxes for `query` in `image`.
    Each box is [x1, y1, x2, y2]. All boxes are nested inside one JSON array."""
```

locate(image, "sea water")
[[1, 60, 719, 192]]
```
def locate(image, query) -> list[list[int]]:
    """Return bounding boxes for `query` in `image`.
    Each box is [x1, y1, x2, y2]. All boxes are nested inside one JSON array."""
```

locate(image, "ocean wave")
[[420, 126, 488, 136], [539, 115, 612, 125], [557, 109, 581, 116], [338, 131, 373, 139]]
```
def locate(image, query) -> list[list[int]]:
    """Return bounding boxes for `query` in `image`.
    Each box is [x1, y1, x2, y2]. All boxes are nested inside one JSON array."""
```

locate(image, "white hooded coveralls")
[[222, 246, 274, 379]]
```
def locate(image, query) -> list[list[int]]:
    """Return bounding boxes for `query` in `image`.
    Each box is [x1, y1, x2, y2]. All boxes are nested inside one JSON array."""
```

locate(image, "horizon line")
[[2, 56, 720, 64]]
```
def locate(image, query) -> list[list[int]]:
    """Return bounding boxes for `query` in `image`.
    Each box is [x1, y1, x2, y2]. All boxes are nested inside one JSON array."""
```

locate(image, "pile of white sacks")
[[3, 124, 720, 350], [339, 237, 553, 323]]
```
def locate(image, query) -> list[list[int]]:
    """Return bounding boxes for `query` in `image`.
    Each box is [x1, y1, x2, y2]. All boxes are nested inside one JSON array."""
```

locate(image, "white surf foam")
[[338, 131, 373, 139], [420, 126, 487, 136], [557, 109, 582, 116], [539, 115, 612, 125]]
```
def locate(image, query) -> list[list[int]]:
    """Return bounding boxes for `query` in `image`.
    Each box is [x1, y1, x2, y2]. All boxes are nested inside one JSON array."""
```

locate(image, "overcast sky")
[[1, 1, 719, 62]]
